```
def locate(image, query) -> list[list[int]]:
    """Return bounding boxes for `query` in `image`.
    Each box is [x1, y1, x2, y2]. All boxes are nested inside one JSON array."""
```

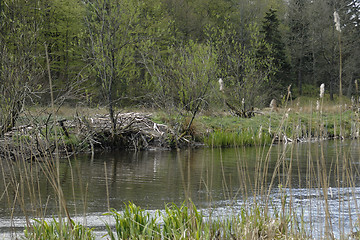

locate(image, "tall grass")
[[104, 203, 160, 240], [0, 122, 89, 239], [0, 47, 90, 239], [2, 87, 360, 239], [23, 218, 94, 240], [102, 201, 304, 239]]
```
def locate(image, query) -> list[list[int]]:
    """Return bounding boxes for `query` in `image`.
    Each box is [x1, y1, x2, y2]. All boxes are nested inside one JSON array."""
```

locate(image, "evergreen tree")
[[287, 0, 312, 96], [259, 8, 291, 97]]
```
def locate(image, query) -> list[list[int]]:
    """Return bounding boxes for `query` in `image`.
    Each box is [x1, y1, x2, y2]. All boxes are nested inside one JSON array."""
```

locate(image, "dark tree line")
[[0, 0, 359, 134]]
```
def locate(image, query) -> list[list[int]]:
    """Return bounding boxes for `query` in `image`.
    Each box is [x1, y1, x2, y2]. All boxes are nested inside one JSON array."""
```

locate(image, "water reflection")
[[1, 140, 360, 238]]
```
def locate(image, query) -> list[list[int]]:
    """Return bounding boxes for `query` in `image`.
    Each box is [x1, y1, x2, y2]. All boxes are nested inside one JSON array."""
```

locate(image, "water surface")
[[1, 140, 360, 238]]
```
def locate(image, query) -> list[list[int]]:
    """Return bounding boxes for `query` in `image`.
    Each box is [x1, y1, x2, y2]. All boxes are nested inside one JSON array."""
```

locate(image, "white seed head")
[[329, 187, 333, 198], [334, 11, 341, 32], [258, 126, 262, 139], [320, 83, 325, 98], [218, 78, 224, 92], [316, 100, 320, 111], [242, 98, 245, 105]]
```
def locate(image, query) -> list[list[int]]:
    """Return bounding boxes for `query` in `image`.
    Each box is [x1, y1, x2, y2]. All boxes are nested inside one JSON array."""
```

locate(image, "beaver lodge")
[[0, 112, 181, 161]]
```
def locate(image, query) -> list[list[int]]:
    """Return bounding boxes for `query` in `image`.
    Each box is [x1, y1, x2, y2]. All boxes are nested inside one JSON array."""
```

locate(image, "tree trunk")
[[329, 75, 334, 101], [109, 51, 116, 134]]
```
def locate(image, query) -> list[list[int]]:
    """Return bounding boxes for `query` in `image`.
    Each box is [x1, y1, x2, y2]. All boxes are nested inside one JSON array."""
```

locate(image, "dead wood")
[[0, 111, 186, 161], [225, 101, 255, 118]]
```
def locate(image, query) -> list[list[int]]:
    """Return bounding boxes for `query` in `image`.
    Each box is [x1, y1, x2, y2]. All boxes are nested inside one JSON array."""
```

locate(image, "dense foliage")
[[0, 0, 359, 134]]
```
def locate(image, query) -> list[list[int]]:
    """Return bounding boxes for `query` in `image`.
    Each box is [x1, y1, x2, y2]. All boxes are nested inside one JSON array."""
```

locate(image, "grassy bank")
[[150, 96, 358, 148], [199, 109, 356, 147], [2, 95, 358, 155], [24, 201, 306, 240], [2, 97, 360, 239]]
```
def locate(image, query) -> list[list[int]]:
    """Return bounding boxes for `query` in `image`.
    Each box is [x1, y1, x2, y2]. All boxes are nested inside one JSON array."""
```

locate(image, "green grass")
[[204, 128, 272, 147], [196, 108, 359, 147], [12, 98, 360, 151], [21, 201, 305, 239], [104, 202, 161, 240], [23, 218, 95, 240], [101, 201, 306, 240], [162, 202, 206, 239], [7, 97, 360, 239]]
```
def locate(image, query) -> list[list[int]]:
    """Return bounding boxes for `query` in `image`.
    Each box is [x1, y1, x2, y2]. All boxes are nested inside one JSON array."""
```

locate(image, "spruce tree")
[[259, 8, 291, 97]]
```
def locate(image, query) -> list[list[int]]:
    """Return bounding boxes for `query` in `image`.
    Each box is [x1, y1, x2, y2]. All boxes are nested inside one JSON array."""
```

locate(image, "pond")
[[1, 140, 360, 238]]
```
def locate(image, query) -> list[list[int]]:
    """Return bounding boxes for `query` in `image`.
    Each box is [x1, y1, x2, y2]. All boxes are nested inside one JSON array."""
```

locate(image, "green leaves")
[[104, 203, 161, 240], [208, 21, 277, 108], [162, 202, 205, 239], [104, 201, 205, 240], [145, 40, 218, 112], [103, 201, 302, 240], [23, 218, 95, 240]]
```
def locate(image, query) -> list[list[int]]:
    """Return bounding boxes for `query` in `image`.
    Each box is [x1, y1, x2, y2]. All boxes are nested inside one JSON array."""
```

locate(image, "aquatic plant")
[[23, 218, 94, 240], [162, 202, 206, 239], [104, 202, 161, 240], [2, 81, 360, 240], [103, 201, 304, 240], [320, 83, 325, 99]]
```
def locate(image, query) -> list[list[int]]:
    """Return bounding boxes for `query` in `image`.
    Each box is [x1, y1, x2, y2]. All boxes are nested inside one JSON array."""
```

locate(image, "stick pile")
[[0, 112, 172, 161]]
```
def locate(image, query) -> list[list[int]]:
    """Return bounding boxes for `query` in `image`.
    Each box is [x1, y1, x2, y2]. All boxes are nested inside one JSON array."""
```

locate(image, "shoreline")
[[0, 106, 358, 161]]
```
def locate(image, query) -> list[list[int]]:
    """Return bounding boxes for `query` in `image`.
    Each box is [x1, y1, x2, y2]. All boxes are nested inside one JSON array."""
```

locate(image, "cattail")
[[355, 79, 358, 91], [329, 187, 333, 198], [258, 125, 262, 139], [355, 80, 358, 99], [218, 78, 224, 92], [320, 83, 325, 98], [334, 11, 341, 32], [270, 99, 277, 112], [316, 100, 320, 111]]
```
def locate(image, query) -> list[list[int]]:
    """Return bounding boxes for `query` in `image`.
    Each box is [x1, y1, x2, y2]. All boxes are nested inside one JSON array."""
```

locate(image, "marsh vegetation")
[[2, 103, 360, 239], [0, 0, 359, 239]]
